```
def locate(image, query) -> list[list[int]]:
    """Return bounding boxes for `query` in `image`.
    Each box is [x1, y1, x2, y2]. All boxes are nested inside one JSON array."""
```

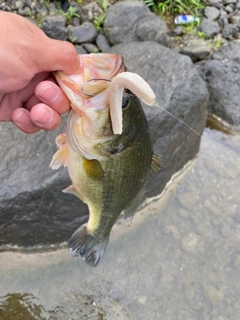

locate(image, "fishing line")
[[153, 102, 240, 162]]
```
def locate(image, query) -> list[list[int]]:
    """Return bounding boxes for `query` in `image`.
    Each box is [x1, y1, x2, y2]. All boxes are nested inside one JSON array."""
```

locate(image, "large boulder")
[[107, 41, 208, 198], [0, 118, 88, 249], [0, 42, 208, 249], [103, 1, 169, 47], [196, 41, 240, 131]]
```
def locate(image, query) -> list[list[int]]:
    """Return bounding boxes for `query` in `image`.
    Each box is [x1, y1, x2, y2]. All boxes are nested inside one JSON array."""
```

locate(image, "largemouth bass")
[[50, 53, 162, 267]]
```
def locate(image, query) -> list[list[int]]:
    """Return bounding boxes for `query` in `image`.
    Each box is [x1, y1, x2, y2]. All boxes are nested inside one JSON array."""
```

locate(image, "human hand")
[[0, 11, 80, 133]]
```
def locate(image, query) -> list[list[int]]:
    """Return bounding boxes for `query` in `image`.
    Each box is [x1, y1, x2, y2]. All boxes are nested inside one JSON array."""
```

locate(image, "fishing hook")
[[81, 78, 112, 97]]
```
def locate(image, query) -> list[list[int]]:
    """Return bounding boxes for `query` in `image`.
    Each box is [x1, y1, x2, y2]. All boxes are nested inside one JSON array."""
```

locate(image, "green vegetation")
[[142, 0, 205, 19], [93, 0, 109, 30], [198, 31, 206, 39], [63, 6, 80, 23], [211, 37, 224, 50], [157, 0, 204, 16]]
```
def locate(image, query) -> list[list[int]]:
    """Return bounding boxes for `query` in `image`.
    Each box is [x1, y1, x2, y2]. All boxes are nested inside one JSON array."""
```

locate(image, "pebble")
[[204, 6, 220, 20], [204, 285, 224, 306], [225, 4, 234, 12], [181, 233, 198, 253], [82, 43, 99, 53], [138, 296, 147, 304], [223, 0, 237, 4], [178, 190, 200, 209], [69, 22, 98, 44]]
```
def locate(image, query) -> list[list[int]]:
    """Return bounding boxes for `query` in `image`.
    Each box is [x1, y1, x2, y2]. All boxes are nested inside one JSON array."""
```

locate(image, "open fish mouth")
[[54, 53, 156, 135]]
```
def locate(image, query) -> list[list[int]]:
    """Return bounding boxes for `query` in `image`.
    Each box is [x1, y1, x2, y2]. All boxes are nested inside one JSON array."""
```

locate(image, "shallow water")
[[1, 128, 240, 320]]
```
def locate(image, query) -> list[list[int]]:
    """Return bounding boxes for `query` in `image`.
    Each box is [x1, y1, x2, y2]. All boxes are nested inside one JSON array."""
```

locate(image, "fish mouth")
[[54, 53, 155, 135], [54, 53, 125, 101]]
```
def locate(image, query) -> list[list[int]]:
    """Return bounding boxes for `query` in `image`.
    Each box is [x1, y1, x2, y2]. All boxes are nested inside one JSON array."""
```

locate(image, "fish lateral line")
[[153, 102, 240, 162]]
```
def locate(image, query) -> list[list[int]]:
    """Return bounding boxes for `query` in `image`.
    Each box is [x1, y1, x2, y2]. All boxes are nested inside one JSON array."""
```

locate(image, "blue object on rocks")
[[174, 15, 199, 24]]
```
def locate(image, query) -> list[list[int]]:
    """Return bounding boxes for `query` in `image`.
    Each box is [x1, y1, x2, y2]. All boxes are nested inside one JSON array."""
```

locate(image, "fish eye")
[[122, 91, 131, 109]]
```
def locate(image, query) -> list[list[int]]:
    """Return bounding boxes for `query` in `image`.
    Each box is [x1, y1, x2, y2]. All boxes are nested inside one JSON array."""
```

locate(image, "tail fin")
[[68, 224, 109, 267]]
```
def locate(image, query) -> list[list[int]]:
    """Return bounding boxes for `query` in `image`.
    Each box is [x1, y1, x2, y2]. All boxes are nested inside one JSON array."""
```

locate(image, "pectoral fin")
[[50, 134, 68, 169], [82, 158, 104, 181]]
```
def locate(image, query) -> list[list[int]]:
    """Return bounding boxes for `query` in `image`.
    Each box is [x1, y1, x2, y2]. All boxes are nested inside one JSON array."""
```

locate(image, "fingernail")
[[14, 109, 30, 125], [33, 105, 53, 126], [37, 83, 59, 103]]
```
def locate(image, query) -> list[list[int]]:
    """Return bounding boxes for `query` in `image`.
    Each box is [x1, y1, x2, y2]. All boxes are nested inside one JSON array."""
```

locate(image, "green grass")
[[93, 0, 109, 30], [142, 0, 205, 18]]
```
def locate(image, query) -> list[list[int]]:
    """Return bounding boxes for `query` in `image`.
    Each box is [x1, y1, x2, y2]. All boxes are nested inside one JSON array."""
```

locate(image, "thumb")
[[37, 38, 80, 75]]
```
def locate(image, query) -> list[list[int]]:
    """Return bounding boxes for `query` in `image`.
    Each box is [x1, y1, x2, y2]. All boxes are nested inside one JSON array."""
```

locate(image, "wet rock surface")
[[196, 40, 240, 130], [0, 119, 89, 248]]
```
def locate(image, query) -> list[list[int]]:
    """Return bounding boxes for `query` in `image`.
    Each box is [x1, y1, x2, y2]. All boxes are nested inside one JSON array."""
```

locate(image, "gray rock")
[[202, 0, 223, 8], [180, 39, 212, 62], [79, 2, 103, 22], [17, 2, 31, 16], [223, 0, 236, 4], [135, 13, 169, 46], [236, 0, 240, 9], [69, 22, 98, 44], [229, 13, 240, 28], [173, 26, 184, 36], [204, 6, 220, 20], [218, 7, 229, 27], [222, 23, 239, 38], [82, 43, 99, 53], [75, 45, 88, 54], [107, 42, 208, 198], [41, 15, 68, 41], [71, 17, 81, 27], [225, 4, 234, 12], [0, 118, 89, 249], [48, 3, 56, 16], [199, 18, 220, 39], [104, 1, 168, 46], [196, 41, 240, 130], [35, 3, 48, 16], [96, 34, 111, 52]]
